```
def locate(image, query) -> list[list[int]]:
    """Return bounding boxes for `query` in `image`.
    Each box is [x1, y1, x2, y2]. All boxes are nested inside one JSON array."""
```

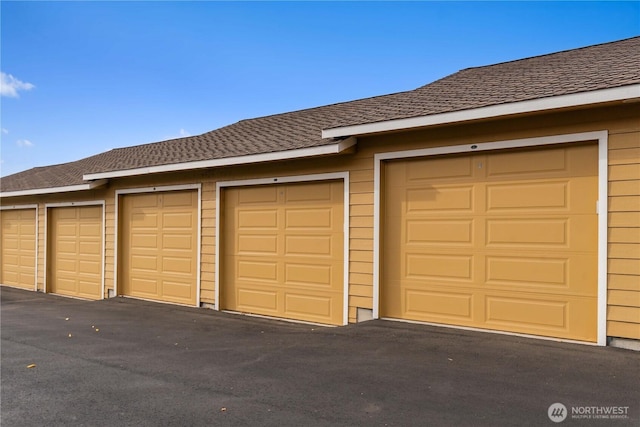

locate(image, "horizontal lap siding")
[[607, 130, 640, 340], [200, 182, 216, 304]]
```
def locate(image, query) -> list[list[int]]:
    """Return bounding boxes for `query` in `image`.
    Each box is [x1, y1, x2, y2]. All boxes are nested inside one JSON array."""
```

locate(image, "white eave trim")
[[83, 137, 357, 181], [0, 179, 108, 198], [322, 85, 640, 138]]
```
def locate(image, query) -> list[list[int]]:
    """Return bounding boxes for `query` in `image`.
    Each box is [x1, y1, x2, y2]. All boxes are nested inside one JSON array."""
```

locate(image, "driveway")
[[1, 286, 638, 426]]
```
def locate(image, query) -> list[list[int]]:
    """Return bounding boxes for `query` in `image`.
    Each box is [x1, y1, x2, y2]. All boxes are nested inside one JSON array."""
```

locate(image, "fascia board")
[[322, 85, 640, 139], [0, 179, 108, 198], [83, 137, 357, 181]]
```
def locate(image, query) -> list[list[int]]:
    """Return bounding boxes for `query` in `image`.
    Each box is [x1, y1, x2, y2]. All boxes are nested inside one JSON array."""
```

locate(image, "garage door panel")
[[484, 293, 597, 341], [487, 182, 568, 211], [285, 263, 333, 288], [285, 182, 333, 202], [162, 212, 193, 228], [406, 186, 474, 213], [130, 277, 158, 295], [285, 208, 333, 228], [238, 235, 278, 254], [162, 234, 193, 250], [485, 295, 568, 328], [405, 289, 474, 320], [162, 256, 193, 275], [132, 254, 157, 271], [405, 156, 474, 182], [79, 260, 100, 274], [406, 253, 474, 282], [238, 288, 279, 311], [162, 191, 195, 207], [383, 144, 598, 341], [406, 220, 474, 245], [132, 212, 158, 227], [120, 190, 198, 305], [285, 235, 333, 256], [132, 233, 158, 248], [487, 218, 568, 246], [238, 209, 278, 228], [486, 216, 596, 249], [223, 181, 344, 325], [3, 253, 19, 266], [3, 238, 19, 250], [162, 280, 194, 300], [239, 186, 278, 204], [487, 150, 567, 177], [284, 293, 333, 319], [237, 260, 279, 282]]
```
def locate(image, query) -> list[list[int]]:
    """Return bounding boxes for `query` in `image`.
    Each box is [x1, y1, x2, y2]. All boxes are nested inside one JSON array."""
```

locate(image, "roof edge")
[[0, 179, 108, 199], [83, 137, 357, 181], [322, 84, 640, 139]]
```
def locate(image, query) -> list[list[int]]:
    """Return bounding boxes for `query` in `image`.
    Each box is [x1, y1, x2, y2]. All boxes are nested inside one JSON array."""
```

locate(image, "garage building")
[[1, 37, 639, 347]]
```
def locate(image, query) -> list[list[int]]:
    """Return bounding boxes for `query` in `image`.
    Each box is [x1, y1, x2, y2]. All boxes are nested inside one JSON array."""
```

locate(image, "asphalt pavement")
[[1, 286, 638, 426]]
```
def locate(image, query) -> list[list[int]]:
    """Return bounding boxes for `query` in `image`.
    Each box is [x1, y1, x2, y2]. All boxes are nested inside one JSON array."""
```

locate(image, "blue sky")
[[1, 1, 638, 177]]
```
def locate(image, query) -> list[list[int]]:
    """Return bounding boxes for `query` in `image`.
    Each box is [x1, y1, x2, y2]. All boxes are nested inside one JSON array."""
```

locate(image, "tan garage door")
[[49, 206, 103, 299], [222, 181, 344, 325], [120, 191, 198, 305], [382, 143, 598, 342], [1, 209, 36, 290]]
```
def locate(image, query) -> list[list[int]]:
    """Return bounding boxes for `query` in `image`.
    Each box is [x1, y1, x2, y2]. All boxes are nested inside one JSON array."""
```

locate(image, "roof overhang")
[[0, 179, 108, 198], [83, 137, 357, 181], [322, 84, 640, 139]]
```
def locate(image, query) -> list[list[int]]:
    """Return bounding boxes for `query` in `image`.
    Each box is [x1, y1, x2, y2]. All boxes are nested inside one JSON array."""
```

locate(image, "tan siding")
[[609, 164, 640, 181], [608, 244, 640, 259], [608, 274, 640, 290], [349, 273, 373, 286], [607, 130, 640, 339], [349, 295, 373, 308], [350, 262, 373, 274], [609, 181, 640, 196], [350, 239, 373, 251], [350, 284, 372, 297], [351, 193, 374, 205], [350, 250, 373, 263], [350, 181, 373, 193], [609, 196, 640, 211], [609, 213, 640, 227], [609, 258, 640, 276], [608, 289, 640, 307], [608, 228, 640, 244], [609, 131, 640, 150], [350, 228, 373, 239], [608, 306, 640, 323], [609, 147, 640, 165], [607, 321, 640, 340]]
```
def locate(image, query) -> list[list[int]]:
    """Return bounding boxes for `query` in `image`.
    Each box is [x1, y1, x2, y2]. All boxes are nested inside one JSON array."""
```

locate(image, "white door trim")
[[373, 130, 608, 345], [216, 172, 350, 326], [0, 204, 39, 292], [44, 201, 106, 299], [114, 184, 202, 307]]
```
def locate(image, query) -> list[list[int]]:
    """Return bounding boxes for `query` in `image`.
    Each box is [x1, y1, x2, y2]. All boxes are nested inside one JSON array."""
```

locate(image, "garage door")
[[222, 181, 344, 325], [382, 143, 598, 342], [49, 206, 103, 299], [0, 209, 36, 290], [119, 191, 198, 305]]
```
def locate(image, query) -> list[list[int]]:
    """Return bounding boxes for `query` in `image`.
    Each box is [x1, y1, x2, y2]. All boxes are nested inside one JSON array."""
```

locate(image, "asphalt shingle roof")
[[2, 36, 639, 194]]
